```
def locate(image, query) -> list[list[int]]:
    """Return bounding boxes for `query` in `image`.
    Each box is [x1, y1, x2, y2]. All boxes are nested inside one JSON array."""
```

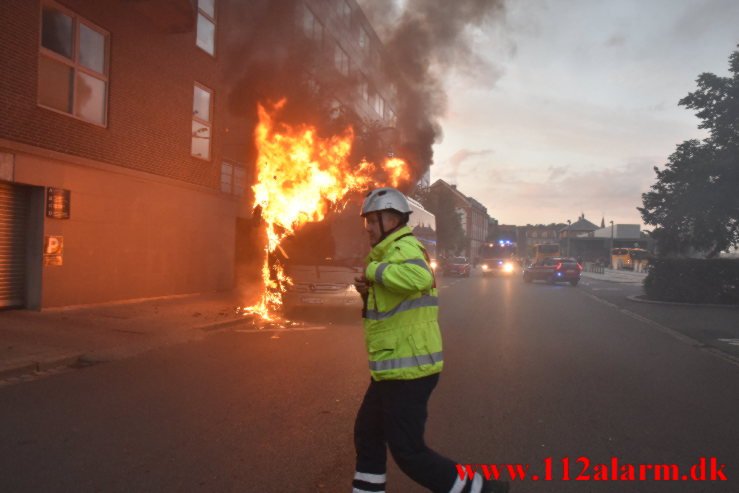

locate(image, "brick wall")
[[0, 0, 229, 189]]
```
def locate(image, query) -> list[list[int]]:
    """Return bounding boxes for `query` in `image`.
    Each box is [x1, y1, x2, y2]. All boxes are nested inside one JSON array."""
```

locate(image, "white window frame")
[[196, 0, 216, 56], [191, 82, 213, 161], [37, 2, 109, 127], [358, 26, 370, 56], [334, 43, 349, 76], [360, 76, 369, 102], [375, 94, 384, 118], [302, 5, 323, 44], [339, 0, 352, 23], [220, 161, 246, 196]]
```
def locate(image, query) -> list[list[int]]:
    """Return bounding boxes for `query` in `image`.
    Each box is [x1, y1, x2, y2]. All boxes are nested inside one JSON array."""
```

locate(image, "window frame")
[[220, 161, 246, 196], [334, 42, 349, 76], [196, 0, 217, 56], [191, 82, 213, 161], [339, 0, 352, 24], [37, 1, 110, 127]]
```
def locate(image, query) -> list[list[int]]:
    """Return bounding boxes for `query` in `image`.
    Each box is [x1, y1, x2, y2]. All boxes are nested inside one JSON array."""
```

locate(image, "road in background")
[[1, 270, 737, 492]]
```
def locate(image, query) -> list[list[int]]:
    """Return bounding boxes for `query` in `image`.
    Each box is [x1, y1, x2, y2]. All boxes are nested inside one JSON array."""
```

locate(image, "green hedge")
[[644, 258, 739, 304]]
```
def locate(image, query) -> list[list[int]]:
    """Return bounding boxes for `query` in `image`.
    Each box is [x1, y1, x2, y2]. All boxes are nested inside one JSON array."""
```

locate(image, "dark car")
[[481, 258, 517, 276], [523, 257, 582, 286], [442, 256, 471, 277]]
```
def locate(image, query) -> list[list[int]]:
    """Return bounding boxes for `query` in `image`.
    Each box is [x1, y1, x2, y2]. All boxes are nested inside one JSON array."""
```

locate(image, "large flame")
[[242, 100, 411, 321]]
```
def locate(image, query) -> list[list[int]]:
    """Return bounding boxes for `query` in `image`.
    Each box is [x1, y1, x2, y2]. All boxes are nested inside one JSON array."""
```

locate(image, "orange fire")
[[241, 100, 411, 321]]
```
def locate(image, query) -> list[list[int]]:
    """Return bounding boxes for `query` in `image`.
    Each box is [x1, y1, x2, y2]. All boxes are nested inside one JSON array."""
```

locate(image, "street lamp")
[[609, 220, 614, 269]]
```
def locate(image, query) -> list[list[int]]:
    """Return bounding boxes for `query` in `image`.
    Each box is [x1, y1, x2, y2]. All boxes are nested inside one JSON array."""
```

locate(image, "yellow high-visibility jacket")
[[363, 226, 443, 381]]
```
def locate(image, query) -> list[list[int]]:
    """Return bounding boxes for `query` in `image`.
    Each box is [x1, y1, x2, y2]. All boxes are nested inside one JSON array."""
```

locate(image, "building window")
[[358, 26, 370, 55], [196, 0, 216, 56], [302, 5, 323, 43], [221, 162, 246, 196], [334, 44, 349, 76], [384, 106, 396, 125], [360, 77, 369, 102], [192, 83, 212, 160], [374, 94, 384, 118], [339, 0, 352, 23], [38, 3, 109, 125]]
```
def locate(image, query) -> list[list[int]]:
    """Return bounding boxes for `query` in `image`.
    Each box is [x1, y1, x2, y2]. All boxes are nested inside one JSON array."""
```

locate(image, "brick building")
[[429, 179, 489, 262], [0, 0, 397, 309]]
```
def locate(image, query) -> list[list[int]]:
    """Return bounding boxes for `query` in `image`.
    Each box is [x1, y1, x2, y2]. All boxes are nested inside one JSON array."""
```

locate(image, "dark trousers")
[[354, 373, 459, 492]]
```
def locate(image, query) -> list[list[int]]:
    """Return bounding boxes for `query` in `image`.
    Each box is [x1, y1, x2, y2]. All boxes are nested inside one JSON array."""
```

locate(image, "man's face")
[[364, 212, 400, 246]]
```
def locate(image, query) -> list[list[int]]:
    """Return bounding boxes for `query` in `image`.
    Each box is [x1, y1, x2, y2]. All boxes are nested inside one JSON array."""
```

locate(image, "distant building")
[[559, 214, 599, 238], [429, 179, 489, 261], [592, 224, 641, 239]]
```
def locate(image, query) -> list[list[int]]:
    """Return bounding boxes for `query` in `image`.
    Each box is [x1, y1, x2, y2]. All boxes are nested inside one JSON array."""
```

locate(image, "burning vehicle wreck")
[[279, 209, 366, 312]]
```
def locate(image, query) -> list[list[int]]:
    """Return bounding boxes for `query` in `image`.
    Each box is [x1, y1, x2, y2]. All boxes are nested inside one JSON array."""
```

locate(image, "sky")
[[427, 0, 739, 228]]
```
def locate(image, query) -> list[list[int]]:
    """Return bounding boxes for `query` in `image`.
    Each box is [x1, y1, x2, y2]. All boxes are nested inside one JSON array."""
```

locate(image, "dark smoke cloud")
[[222, 0, 506, 190], [361, 0, 507, 175]]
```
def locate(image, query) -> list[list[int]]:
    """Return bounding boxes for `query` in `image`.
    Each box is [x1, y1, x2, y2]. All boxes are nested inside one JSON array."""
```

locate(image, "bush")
[[644, 258, 739, 304]]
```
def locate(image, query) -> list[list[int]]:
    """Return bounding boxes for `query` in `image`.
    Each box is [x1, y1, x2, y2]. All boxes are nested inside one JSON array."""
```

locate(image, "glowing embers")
[[240, 99, 411, 321]]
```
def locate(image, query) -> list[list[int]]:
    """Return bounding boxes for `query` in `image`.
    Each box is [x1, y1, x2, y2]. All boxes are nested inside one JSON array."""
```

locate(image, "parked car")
[[481, 258, 516, 276], [523, 257, 582, 286], [443, 256, 471, 277], [282, 263, 363, 310]]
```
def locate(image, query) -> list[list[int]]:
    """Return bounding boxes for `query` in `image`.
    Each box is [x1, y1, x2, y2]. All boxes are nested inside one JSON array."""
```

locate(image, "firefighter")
[[351, 187, 509, 493]]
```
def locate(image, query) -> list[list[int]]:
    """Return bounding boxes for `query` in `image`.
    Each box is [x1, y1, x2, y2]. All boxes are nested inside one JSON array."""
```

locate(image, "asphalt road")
[[1, 270, 737, 492]]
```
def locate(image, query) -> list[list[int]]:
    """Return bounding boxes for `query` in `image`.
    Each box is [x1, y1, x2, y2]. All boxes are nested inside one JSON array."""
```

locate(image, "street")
[[1, 270, 738, 492]]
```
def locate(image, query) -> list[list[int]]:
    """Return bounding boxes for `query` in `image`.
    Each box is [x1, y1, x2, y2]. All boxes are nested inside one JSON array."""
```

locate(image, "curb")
[[627, 295, 739, 309], [581, 273, 645, 284], [0, 352, 85, 380]]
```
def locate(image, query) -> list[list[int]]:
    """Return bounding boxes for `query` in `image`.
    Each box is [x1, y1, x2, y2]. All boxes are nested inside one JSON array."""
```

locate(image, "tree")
[[414, 187, 467, 255], [639, 46, 739, 257]]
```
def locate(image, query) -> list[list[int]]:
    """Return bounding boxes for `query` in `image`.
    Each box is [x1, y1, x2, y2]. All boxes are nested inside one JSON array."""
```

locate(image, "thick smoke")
[[222, 0, 506, 187], [360, 0, 507, 179]]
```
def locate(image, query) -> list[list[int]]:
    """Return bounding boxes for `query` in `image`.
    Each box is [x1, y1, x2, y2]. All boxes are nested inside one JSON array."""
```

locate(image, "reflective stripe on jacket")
[[363, 226, 443, 381]]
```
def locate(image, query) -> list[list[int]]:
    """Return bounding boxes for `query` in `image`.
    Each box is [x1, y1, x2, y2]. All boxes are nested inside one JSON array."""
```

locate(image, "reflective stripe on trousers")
[[449, 473, 483, 493], [369, 351, 444, 371], [352, 471, 386, 493]]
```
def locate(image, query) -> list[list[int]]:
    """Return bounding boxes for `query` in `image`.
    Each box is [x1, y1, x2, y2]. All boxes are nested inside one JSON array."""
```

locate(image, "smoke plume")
[[360, 0, 507, 177]]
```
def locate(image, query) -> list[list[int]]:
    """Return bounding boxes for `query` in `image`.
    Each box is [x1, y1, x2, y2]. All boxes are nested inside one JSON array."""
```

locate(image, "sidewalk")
[[0, 291, 250, 380], [581, 267, 647, 284]]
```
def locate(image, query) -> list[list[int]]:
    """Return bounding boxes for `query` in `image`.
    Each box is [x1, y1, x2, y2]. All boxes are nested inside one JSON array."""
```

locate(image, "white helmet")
[[361, 187, 412, 216]]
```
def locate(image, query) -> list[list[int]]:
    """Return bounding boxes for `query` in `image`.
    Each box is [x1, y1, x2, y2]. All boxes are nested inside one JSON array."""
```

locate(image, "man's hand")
[[354, 274, 370, 295]]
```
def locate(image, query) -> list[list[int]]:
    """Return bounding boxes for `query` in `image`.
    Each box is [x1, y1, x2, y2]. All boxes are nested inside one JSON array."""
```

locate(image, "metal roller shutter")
[[0, 181, 29, 308]]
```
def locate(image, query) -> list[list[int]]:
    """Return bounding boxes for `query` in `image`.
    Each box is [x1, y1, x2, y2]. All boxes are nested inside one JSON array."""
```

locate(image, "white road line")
[[718, 338, 739, 347], [581, 291, 739, 368]]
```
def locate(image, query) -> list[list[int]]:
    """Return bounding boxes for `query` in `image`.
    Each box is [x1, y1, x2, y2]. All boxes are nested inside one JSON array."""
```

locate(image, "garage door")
[[0, 181, 29, 308]]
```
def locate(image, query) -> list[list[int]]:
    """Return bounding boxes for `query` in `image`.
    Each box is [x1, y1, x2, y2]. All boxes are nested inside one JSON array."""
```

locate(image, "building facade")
[[429, 179, 489, 262], [0, 0, 395, 309]]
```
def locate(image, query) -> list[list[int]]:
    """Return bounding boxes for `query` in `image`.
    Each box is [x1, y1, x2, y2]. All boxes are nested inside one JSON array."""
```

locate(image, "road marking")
[[718, 338, 739, 347], [581, 291, 739, 368], [591, 288, 622, 291]]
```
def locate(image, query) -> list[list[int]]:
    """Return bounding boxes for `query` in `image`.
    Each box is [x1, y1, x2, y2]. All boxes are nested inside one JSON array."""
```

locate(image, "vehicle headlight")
[[430, 260, 438, 270], [503, 262, 514, 272], [482, 264, 488, 270]]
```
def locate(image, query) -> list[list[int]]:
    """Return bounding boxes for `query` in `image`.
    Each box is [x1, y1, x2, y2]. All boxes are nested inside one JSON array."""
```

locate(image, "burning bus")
[[280, 196, 436, 313]]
